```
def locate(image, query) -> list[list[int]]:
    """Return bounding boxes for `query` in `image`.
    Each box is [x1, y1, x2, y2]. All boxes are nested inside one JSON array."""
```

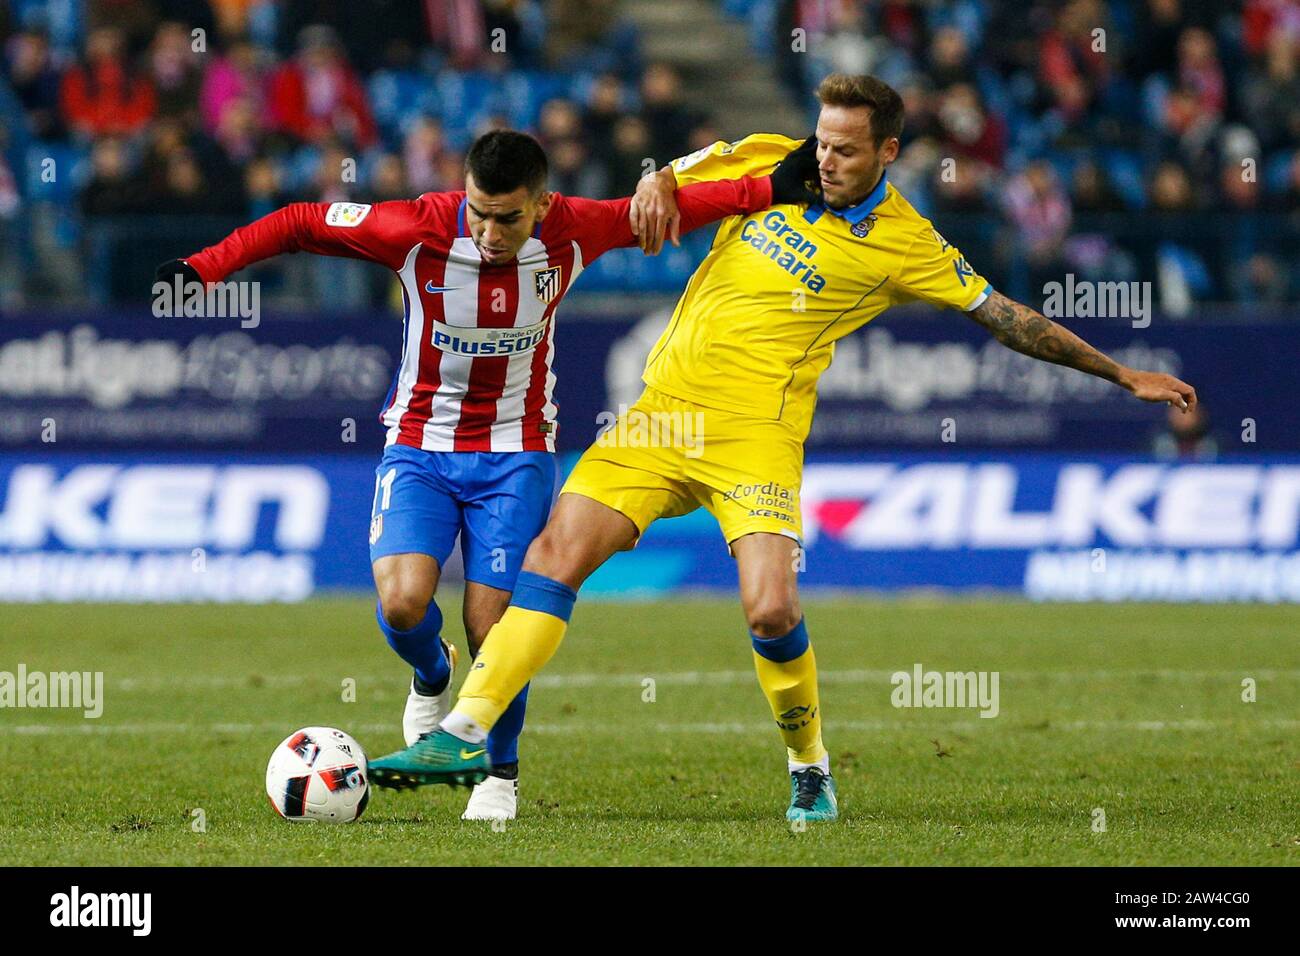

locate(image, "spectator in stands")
[[432, 150, 465, 192], [1159, 85, 1219, 173], [1002, 160, 1072, 290], [1241, 33, 1300, 153], [147, 21, 204, 124], [685, 120, 724, 154], [814, 0, 882, 78], [267, 25, 377, 149], [897, 77, 940, 145], [155, 147, 230, 215], [60, 26, 156, 139], [213, 94, 265, 164], [931, 157, 993, 214], [310, 141, 358, 204], [1039, 0, 1112, 128], [370, 151, 409, 202], [1149, 160, 1197, 211], [929, 26, 976, 89], [582, 72, 624, 160], [80, 136, 146, 216], [606, 114, 652, 197], [199, 39, 270, 139], [402, 116, 451, 195], [639, 63, 701, 165], [482, 0, 544, 69], [131, 115, 241, 209], [209, 0, 271, 44], [1231, 253, 1291, 303], [1177, 26, 1226, 118], [546, 0, 639, 79], [550, 136, 608, 197], [243, 155, 285, 218], [1152, 403, 1218, 461], [936, 83, 1005, 169], [1134, 0, 1186, 80], [5, 29, 64, 141], [536, 97, 584, 150], [1071, 160, 1127, 213]]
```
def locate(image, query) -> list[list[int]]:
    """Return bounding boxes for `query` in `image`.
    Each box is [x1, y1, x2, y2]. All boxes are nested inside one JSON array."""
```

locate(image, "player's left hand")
[[630, 167, 680, 256], [1120, 368, 1198, 411]]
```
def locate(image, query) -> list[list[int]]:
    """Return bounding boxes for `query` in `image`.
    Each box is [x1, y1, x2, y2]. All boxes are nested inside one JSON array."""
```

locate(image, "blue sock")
[[376, 600, 450, 694], [510, 570, 578, 620], [750, 617, 810, 661], [487, 682, 530, 765]]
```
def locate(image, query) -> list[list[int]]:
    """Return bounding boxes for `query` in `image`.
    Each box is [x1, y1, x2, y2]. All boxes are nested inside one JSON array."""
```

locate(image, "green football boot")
[[786, 767, 839, 822], [368, 729, 490, 790]]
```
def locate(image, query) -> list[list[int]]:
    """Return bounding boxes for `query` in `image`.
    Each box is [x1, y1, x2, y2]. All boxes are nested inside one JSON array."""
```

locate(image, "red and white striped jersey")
[[185, 176, 773, 452]]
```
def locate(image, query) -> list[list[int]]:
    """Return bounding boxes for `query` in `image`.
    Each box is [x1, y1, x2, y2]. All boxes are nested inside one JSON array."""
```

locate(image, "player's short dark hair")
[[465, 130, 548, 196], [816, 74, 905, 147]]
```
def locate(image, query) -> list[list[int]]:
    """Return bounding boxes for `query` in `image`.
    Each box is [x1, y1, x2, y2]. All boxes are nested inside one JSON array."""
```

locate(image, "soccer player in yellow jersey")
[[368, 74, 1198, 821]]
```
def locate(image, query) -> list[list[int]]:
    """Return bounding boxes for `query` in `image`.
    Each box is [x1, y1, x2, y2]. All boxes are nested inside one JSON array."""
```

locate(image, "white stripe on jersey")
[[383, 243, 427, 444], [421, 237, 482, 450], [490, 236, 550, 449]]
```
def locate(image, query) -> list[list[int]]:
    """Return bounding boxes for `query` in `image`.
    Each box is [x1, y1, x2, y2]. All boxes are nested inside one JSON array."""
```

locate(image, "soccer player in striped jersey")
[[365, 76, 1197, 822], [159, 130, 817, 820]]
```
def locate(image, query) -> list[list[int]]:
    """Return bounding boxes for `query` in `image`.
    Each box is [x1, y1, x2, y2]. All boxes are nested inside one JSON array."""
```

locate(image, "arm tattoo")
[[968, 290, 1124, 384]]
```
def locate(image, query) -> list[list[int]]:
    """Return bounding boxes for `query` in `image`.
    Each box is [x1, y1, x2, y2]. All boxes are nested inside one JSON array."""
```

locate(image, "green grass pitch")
[[1, 597, 1296, 866]]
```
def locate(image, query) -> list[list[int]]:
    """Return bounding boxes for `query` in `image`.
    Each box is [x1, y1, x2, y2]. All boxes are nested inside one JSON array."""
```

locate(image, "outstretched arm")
[[968, 290, 1198, 410], [165, 199, 427, 284], [631, 134, 818, 253], [563, 175, 774, 263]]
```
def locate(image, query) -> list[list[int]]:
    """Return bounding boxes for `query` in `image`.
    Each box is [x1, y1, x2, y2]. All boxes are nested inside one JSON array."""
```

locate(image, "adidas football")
[[266, 727, 369, 823]]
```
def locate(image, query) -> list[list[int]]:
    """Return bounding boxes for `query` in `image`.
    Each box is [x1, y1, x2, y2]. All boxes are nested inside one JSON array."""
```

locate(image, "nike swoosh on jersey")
[[425, 281, 458, 293]]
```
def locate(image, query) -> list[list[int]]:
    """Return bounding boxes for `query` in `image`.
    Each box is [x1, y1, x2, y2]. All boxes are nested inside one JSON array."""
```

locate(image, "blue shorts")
[[368, 445, 557, 590]]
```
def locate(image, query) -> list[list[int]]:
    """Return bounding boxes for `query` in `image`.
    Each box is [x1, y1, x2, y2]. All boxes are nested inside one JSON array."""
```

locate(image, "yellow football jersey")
[[644, 133, 992, 438]]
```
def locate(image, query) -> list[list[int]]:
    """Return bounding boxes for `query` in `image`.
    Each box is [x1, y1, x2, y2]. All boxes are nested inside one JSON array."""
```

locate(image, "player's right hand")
[[630, 167, 680, 256], [770, 135, 821, 206], [154, 259, 202, 286], [1120, 368, 1198, 411]]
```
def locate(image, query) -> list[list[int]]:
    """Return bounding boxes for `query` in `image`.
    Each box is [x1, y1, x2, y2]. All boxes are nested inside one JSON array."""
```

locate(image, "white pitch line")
[[104, 668, 1300, 692], [4, 718, 1299, 737]]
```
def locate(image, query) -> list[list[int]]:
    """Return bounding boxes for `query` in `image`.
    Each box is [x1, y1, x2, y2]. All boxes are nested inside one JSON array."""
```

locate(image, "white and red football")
[[266, 727, 369, 823]]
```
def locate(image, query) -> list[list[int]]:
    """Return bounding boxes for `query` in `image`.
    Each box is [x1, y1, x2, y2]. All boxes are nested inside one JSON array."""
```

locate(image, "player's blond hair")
[[815, 74, 905, 147]]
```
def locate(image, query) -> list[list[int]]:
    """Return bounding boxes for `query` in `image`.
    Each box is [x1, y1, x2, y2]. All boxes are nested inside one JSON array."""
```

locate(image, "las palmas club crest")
[[533, 266, 562, 304]]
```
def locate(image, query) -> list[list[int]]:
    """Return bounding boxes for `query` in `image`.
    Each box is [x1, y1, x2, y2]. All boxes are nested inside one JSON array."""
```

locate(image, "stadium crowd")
[[1, 0, 1297, 307]]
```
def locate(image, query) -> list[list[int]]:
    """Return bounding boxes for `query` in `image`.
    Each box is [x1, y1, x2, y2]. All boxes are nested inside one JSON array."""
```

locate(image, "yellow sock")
[[752, 622, 827, 767], [453, 605, 568, 729]]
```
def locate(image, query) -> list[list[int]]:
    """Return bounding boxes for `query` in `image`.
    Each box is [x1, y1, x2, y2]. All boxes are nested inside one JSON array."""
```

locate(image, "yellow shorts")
[[562, 386, 804, 546]]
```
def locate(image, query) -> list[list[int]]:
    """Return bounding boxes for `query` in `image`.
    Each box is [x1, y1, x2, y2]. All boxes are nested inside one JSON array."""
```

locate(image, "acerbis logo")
[[801, 462, 1300, 549]]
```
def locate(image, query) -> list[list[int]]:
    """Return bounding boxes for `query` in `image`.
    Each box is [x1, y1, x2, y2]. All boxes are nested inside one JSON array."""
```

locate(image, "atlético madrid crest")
[[533, 266, 562, 304]]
